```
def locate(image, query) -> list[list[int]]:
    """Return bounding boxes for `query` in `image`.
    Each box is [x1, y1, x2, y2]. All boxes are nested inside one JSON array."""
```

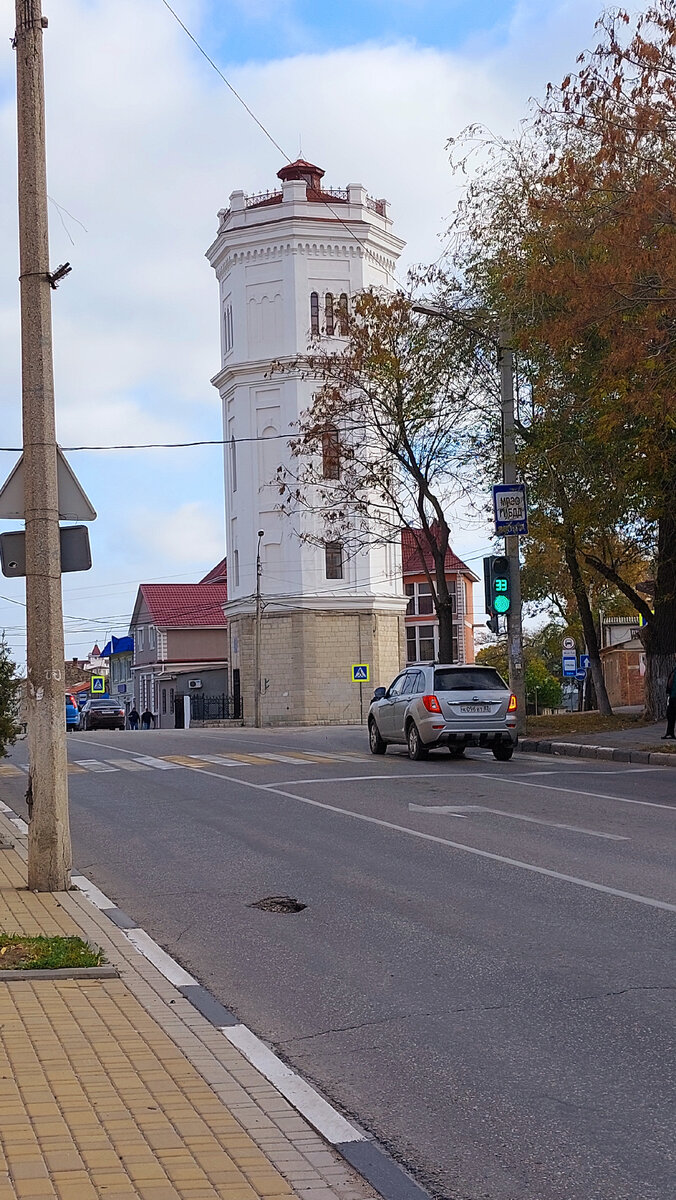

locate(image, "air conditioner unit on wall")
[[188, 679, 202, 689]]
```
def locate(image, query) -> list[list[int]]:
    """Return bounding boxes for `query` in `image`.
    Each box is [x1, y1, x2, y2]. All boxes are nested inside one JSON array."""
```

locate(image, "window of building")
[[417, 582, 434, 615], [405, 579, 456, 617], [310, 291, 320, 336], [230, 435, 237, 492], [162, 688, 167, 715], [170, 687, 175, 714], [406, 623, 459, 664], [223, 302, 233, 354], [338, 293, 349, 335], [233, 549, 240, 587], [325, 541, 343, 579], [148, 626, 156, 651], [325, 293, 334, 335], [136, 626, 144, 651], [321, 425, 340, 479]]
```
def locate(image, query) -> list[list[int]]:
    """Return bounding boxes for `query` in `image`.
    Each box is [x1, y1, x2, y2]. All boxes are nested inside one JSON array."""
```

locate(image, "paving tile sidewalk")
[[0, 813, 376, 1200]]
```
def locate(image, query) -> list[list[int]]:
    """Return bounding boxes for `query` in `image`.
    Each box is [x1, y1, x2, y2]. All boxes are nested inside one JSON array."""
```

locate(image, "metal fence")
[[175, 693, 242, 723]]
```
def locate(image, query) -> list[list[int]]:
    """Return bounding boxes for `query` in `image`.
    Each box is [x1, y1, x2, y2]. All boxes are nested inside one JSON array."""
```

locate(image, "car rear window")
[[89, 699, 117, 707], [434, 667, 507, 692]]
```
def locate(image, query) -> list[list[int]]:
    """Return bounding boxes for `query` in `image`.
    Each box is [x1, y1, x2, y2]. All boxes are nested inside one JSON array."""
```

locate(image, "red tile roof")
[[199, 558, 227, 586], [139, 583, 228, 628], [401, 528, 473, 576]]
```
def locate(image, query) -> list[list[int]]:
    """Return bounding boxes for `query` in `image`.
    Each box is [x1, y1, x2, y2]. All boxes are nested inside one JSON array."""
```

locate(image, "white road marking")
[[178, 765, 676, 913], [123, 928, 197, 987], [222, 1025, 364, 1146], [130, 755, 181, 770], [74, 759, 119, 773], [191, 754, 248, 767], [72, 874, 115, 910], [408, 803, 628, 841], [105, 758, 152, 771], [476, 774, 676, 811]]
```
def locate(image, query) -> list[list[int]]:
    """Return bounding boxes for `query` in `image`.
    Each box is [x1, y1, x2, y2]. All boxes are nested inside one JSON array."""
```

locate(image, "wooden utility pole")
[[499, 323, 526, 732], [15, 0, 72, 890]]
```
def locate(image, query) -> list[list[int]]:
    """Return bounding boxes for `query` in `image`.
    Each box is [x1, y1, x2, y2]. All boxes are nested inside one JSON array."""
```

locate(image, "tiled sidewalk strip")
[[519, 738, 676, 767], [0, 814, 379, 1200]]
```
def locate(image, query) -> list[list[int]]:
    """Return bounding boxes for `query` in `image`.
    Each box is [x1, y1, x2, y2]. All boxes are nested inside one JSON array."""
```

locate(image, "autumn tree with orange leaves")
[[447, 1, 676, 720]]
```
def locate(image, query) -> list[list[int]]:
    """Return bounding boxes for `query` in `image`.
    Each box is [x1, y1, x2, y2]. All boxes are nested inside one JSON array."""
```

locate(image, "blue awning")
[[101, 635, 134, 657]]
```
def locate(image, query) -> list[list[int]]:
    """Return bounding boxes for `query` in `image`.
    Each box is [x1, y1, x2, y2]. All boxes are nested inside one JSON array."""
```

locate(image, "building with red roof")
[[128, 569, 230, 728], [401, 529, 479, 665]]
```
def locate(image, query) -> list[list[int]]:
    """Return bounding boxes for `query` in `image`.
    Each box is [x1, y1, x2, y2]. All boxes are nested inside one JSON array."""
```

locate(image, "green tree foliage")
[[0, 635, 20, 758], [443, 1, 676, 719]]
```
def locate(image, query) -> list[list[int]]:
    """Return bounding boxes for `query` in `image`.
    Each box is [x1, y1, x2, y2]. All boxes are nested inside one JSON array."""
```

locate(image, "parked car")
[[65, 693, 80, 731], [368, 664, 517, 761], [80, 698, 126, 731]]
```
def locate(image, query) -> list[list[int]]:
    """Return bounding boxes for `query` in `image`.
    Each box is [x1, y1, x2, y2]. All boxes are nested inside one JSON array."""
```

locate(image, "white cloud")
[[0, 0, 601, 660], [130, 500, 224, 568]]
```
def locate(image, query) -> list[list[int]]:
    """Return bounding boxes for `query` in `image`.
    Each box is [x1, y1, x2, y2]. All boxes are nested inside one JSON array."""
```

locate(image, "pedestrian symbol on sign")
[[351, 664, 370, 683], [90, 674, 106, 694]]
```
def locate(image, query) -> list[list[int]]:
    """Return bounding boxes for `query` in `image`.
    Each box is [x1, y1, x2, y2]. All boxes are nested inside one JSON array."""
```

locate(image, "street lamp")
[[254, 530, 264, 728]]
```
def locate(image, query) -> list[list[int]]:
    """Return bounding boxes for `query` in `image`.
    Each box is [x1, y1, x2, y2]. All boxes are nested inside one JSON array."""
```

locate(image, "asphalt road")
[[2, 725, 675, 1200]]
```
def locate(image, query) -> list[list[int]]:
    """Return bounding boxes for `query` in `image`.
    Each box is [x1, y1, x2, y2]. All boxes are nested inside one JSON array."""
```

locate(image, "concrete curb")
[[519, 738, 676, 767]]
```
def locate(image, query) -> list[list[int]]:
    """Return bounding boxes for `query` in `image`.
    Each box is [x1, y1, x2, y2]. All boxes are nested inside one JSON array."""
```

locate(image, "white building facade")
[[206, 159, 408, 724]]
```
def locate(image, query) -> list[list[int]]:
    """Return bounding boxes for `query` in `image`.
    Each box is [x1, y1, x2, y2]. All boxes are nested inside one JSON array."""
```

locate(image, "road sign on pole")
[[492, 483, 528, 536], [562, 654, 577, 678], [580, 654, 590, 670], [562, 636, 576, 651], [575, 668, 587, 681], [351, 664, 370, 683], [90, 675, 106, 694]]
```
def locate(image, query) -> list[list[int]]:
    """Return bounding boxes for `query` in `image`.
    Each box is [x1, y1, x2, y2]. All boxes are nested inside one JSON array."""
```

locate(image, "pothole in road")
[[248, 895, 307, 914]]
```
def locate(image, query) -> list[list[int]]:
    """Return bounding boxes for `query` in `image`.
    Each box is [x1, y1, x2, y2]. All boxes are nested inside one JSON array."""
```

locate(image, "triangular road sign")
[[0, 447, 96, 521]]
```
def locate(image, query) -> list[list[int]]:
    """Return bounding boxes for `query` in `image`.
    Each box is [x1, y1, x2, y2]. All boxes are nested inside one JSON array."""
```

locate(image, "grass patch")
[[641, 741, 676, 754], [526, 712, 651, 738], [0, 934, 105, 971]]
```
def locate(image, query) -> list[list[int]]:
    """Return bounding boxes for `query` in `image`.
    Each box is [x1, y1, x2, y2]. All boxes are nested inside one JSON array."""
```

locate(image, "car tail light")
[[508, 693, 517, 712], [422, 694, 442, 713]]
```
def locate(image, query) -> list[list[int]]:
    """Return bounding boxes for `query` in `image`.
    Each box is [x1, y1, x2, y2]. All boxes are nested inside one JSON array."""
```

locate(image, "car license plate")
[[460, 703, 491, 714]]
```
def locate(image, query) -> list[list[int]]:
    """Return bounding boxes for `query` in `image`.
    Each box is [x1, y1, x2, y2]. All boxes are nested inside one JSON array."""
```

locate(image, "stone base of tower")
[[228, 607, 405, 727]]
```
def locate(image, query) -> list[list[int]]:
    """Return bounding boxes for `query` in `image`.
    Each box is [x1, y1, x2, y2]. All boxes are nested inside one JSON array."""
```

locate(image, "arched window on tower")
[[338, 293, 349, 336], [310, 291, 320, 336], [325, 293, 334, 336], [321, 425, 340, 480]]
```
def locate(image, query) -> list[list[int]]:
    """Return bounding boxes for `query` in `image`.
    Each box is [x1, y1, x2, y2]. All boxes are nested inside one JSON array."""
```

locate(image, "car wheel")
[[407, 722, 428, 761], [492, 742, 514, 762], [448, 745, 465, 759], [368, 719, 387, 755]]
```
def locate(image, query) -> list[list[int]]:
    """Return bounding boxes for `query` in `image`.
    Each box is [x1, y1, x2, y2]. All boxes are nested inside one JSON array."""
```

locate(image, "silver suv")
[[368, 664, 517, 761]]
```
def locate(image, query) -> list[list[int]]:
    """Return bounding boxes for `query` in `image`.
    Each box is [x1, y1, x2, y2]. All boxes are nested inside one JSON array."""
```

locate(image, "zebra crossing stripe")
[[104, 759, 151, 771], [74, 760, 119, 773]]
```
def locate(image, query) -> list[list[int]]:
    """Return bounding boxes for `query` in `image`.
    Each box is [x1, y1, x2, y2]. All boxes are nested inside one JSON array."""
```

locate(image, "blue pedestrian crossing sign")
[[90, 674, 106, 694], [351, 664, 370, 683]]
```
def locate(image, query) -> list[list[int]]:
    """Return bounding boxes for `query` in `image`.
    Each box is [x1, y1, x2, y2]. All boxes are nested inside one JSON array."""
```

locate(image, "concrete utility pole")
[[499, 322, 526, 732], [254, 530, 264, 728], [15, 0, 72, 890]]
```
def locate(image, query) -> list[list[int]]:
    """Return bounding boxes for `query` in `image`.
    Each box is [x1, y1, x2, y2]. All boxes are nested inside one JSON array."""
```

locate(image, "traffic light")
[[484, 555, 512, 629]]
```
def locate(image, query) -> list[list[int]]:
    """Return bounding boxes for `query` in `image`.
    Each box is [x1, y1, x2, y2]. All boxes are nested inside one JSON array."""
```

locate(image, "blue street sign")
[[580, 654, 590, 670], [562, 654, 577, 678], [575, 668, 587, 681], [492, 483, 528, 536], [351, 663, 370, 682]]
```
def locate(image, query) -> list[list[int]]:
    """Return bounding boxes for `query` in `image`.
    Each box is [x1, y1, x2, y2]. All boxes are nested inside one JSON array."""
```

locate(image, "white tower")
[[207, 159, 408, 724]]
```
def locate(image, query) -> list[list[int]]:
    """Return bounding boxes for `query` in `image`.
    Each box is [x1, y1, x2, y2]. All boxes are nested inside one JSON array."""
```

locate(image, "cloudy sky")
[[0, 0, 603, 667]]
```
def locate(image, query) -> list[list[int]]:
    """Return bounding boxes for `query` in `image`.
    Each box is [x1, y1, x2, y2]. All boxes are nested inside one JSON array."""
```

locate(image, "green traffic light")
[[494, 594, 510, 613]]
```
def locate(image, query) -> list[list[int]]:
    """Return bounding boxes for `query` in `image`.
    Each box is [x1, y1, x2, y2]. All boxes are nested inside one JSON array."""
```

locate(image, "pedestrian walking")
[[128, 708, 140, 731], [141, 708, 155, 730], [662, 667, 676, 739]]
